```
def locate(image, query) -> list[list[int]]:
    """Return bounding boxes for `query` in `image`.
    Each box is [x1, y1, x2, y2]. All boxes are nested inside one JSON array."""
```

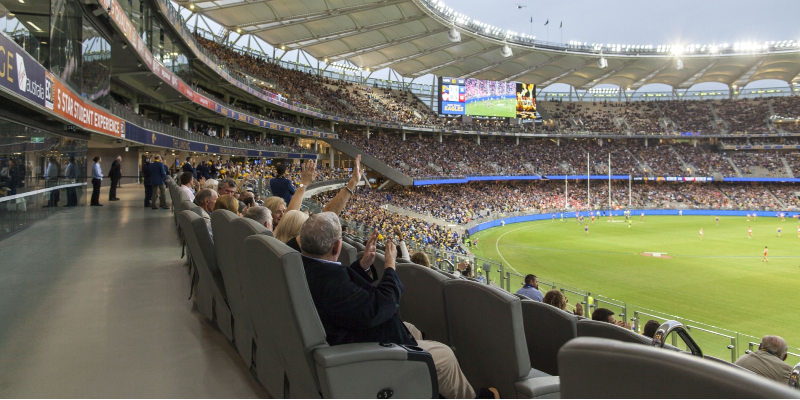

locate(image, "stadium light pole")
[[629, 175, 632, 207], [608, 153, 612, 211], [587, 152, 590, 212], [565, 176, 568, 210]]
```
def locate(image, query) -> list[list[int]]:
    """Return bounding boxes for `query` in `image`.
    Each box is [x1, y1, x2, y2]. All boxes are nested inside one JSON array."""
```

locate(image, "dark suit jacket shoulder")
[[109, 160, 122, 179], [302, 256, 415, 347]]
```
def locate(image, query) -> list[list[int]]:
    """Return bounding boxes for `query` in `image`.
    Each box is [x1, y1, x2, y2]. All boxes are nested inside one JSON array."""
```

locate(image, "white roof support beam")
[[676, 59, 720, 89], [233, 0, 408, 30], [538, 58, 598, 87], [458, 51, 530, 78], [326, 27, 448, 61], [629, 60, 672, 90], [371, 39, 473, 70], [501, 55, 566, 81], [579, 59, 638, 89], [413, 46, 501, 76], [730, 58, 766, 88], [281, 14, 427, 47]]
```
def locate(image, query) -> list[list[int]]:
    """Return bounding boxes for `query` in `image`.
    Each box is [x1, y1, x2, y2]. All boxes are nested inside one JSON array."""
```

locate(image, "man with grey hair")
[[734, 335, 792, 384], [217, 178, 238, 196], [299, 212, 487, 399], [194, 188, 218, 240], [243, 206, 273, 234]]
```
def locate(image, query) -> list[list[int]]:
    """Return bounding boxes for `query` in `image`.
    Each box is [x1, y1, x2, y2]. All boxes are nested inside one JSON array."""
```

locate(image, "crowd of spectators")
[[729, 152, 789, 177], [714, 98, 771, 134], [661, 100, 719, 133]]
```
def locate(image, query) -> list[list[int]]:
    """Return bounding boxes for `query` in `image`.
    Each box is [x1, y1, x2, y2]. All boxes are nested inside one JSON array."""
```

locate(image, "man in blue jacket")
[[149, 155, 169, 210], [269, 163, 295, 205]]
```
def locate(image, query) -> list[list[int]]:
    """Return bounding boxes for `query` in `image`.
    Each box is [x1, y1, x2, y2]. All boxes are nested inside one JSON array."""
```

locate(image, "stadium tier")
[[3, 0, 800, 397]]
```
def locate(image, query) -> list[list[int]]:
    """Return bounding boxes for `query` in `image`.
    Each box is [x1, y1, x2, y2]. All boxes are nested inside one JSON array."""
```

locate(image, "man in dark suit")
[[181, 156, 196, 179], [196, 160, 210, 180], [149, 155, 169, 210], [142, 157, 152, 208], [269, 163, 295, 206], [109, 156, 122, 201], [298, 213, 482, 399]]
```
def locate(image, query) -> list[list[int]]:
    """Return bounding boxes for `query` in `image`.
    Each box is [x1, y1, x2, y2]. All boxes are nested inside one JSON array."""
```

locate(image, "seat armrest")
[[515, 376, 560, 399], [314, 343, 438, 398]]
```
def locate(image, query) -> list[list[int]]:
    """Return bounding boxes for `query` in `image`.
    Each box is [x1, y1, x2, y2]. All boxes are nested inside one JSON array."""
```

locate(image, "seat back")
[[558, 337, 800, 399], [520, 300, 578, 376], [210, 210, 256, 366], [338, 241, 357, 266], [227, 217, 282, 393], [444, 279, 530, 397], [396, 263, 451, 344], [189, 211, 226, 299], [577, 319, 651, 345], [243, 235, 327, 399]]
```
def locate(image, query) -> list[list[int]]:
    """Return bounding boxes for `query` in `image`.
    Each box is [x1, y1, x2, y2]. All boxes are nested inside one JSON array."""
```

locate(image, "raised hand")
[[360, 229, 379, 270], [349, 154, 362, 188], [384, 237, 397, 269], [300, 159, 317, 186]]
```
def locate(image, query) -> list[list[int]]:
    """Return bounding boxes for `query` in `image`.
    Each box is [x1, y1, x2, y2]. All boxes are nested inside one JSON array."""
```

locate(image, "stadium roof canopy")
[[180, 0, 800, 90]]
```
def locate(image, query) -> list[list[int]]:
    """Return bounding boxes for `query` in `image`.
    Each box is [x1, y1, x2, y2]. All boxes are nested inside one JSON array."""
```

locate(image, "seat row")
[[166, 179, 800, 398]]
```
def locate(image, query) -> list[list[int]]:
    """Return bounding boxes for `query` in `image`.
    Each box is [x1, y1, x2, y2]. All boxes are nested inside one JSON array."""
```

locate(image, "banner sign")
[[45, 71, 125, 137], [124, 123, 317, 159]]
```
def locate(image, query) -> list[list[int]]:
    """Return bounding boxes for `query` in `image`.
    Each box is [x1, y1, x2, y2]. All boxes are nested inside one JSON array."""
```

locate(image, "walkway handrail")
[[653, 321, 703, 358]]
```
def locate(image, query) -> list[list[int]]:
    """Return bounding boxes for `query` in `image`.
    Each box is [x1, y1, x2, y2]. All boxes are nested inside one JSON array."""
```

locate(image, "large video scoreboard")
[[438, 76, 536, 119]]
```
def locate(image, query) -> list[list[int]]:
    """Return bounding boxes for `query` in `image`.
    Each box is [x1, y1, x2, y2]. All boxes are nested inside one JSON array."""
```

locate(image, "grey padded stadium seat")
[[558, 337, 800, 398], [520, 300, 578, 376], [433, 268, 460, 280], [227, 216, 283, 396], [443, 279, 560, 398], [242, 234, 439, 398], [577, 319, 651, 345], [178, 210, 233, 341], [351, 241, 365, 252], [338, 241, 357, 266], [396, 262, 451, 344], [210, 210, 258, 368]]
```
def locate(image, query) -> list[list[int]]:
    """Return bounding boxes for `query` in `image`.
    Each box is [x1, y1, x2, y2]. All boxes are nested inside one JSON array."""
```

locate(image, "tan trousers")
[[405, 322, 475, 399]]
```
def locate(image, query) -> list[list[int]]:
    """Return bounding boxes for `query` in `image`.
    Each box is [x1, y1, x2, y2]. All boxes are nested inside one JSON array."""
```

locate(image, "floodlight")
[[501, 44, 513, 58]]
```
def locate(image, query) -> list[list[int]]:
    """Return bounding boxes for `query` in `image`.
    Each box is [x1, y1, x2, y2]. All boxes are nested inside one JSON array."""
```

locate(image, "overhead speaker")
[[448, 27, 461, 43], [676, 58, 684, 70], [501, 44, 513, 58], [597, 56, 608, 68]]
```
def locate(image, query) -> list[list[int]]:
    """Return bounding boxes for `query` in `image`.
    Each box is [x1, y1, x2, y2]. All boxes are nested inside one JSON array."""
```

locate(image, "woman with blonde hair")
[[273, 210, 308, 243], [410, 251, 430, 268], [542, 289, 583, 316], [213, 194, 240, 215]]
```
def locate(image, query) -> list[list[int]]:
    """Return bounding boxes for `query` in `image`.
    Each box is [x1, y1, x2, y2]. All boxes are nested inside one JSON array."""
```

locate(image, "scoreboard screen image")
[[516, 83, 537, 119], [438, 76, 466, 115], [465, 79, 516, 118]]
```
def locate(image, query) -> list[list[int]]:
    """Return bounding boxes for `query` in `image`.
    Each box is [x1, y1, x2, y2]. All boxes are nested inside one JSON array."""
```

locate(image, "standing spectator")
[[149, 155, 169, 210], [109, 155, 121, 201], [734, 336, 792, 384], [8, 160, 21, 196], [64, 157, 78, 207], [44, 156, 60, 207], [516, 274, 543, 301], [142, 157, 152, 208], [91, 156, 103, 206], [182, 156, 196, 179], [269, 163, 296, 206], [196, 160, 210, 180]]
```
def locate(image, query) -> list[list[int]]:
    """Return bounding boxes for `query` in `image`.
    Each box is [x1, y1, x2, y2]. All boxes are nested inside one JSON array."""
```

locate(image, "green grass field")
[[465, 99, 515, 117], [469, 215, 800, 361]]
